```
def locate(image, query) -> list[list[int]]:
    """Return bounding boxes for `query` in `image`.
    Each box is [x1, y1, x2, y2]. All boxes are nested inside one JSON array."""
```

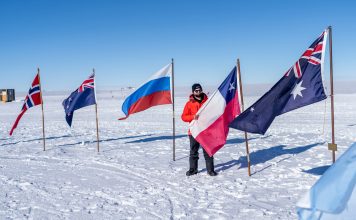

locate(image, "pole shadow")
[[56, 134, 153, 147], [0, 134, 72, 147], [125, 134, 186, 144], [174, 155, 189, 161], [213, 142, 323, 174]]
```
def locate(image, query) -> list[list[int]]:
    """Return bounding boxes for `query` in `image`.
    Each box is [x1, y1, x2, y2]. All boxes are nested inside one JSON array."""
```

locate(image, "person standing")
[[181, 83, 217, 176]]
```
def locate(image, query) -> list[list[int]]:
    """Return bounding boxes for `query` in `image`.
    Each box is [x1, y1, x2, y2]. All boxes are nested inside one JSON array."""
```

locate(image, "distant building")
[[0, 89, 15, 102]]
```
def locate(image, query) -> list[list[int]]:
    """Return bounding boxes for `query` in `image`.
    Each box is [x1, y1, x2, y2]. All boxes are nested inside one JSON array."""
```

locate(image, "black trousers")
[[189, 135, 214, 172]]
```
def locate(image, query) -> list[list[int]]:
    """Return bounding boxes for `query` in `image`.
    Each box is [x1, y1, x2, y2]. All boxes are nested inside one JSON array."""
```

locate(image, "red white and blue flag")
[[190, 67, 241, 157], [229, 30, 328, 135], [119, 64, 172, 120], [10, 73, 43, 135], [62, 74, 96, 127]]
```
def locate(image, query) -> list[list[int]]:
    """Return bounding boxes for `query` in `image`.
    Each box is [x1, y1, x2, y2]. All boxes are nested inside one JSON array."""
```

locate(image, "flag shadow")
[[56, 134, 153, 147], [225, 134, 271, 145], [214, 142, 323, 174], [0, 134, 72, 147], [125, 134, 186, 144], [225, 136, 257, 145], [302, 165, 330, 176]]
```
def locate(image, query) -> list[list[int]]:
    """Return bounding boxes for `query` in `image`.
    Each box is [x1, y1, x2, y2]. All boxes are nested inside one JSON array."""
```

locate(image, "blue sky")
[[0, 0, 355, 91]]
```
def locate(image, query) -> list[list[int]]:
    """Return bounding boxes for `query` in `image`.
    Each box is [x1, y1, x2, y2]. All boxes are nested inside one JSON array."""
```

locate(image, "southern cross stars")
[[291, 80, 306, 100]]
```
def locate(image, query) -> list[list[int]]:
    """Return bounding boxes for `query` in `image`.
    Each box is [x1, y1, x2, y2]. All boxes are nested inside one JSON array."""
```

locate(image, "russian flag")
[[119, 64, 172, 120], [189, 67, 241, 157]]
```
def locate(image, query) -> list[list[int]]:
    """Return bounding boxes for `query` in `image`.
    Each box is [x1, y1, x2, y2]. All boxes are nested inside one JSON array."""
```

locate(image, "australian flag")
[[62, 74, 96, 127], [229, 30, 328, 135]]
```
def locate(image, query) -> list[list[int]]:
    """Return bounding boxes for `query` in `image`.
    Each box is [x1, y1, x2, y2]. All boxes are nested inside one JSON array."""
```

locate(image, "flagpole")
[[237, 59, 251, 176], [327, 26, 337, 163], [171, 58, 176, 161], [38, 68, 46, 151], [93, 68, 100, 152]]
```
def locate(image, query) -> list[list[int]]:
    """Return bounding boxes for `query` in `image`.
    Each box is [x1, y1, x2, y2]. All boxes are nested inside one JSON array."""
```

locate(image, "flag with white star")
[[189, 66, 241, 156], [62, 74, 96, 127], [229, 30, 328, 135]]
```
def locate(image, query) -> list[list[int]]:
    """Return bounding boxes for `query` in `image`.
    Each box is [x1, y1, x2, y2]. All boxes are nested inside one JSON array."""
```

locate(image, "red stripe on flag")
[[195, 97, 239, 157], [32, 74, 40, 86], [9, 110, 27, 136], [119, 90, 172, 120], [293, 61, 302, 78], [308, 59, 319, 65], [313, 43, 323, 53], [301, 49, 313, 57]]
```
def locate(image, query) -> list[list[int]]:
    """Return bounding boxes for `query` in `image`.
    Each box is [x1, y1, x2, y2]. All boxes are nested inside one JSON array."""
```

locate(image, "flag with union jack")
[[62, 74, 96, 127], [229, 30, 328, 135], [10, 73, 43, 135]]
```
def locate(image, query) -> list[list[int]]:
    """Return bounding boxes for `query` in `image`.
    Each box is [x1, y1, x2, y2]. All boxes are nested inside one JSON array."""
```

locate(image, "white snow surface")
[[0, 91, 355, 219]]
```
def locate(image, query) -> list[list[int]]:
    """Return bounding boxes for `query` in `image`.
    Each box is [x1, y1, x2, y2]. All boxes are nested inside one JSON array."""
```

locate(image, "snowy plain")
[[0, 90, 355, 219]]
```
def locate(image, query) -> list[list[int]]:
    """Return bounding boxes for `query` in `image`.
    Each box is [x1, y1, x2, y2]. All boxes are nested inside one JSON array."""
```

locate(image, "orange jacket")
[[181, 93, 208, 134]]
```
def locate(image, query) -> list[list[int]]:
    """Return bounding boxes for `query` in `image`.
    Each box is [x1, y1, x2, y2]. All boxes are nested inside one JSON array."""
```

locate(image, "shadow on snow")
[[211, 142, 323, 175], [302, 165, 330, 176], [56, 134, 153, 147], [0, 134, 72, 147], [224, 134, 272, 145], [125, 134, 186, 144], [173, 135, 271, 162]]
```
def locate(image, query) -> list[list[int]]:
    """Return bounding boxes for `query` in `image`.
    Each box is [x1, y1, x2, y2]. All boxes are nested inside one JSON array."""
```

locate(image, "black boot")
[[203, 148, 216, 176], [207, 170, 218, 176], [186, 169, 198, 176]]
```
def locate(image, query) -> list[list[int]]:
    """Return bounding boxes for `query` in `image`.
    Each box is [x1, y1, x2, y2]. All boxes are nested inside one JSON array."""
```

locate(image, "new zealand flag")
[[62, 74, 96, 127], [229, 30, 328, 135]]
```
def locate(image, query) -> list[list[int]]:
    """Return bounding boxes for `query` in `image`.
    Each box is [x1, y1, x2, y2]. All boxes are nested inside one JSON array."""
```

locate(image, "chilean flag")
[[119, 64, 172, 120], [189, 67, 241, 157]]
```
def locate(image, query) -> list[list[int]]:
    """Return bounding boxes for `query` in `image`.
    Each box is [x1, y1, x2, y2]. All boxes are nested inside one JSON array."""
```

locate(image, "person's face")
[[193, 88, 202, 97]]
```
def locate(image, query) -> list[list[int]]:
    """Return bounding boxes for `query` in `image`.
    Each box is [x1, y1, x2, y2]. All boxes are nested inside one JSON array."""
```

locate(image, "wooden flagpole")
[[38, 68, 46, 151], [93, 68, 100, 152], [237, 59, 251, 176], [171, 58, 176, 161], [327, 26, 337, 163]]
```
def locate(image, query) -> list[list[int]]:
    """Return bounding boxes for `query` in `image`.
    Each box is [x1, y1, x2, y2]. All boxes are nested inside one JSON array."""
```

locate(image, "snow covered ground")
[[1, 91, 355, 219]]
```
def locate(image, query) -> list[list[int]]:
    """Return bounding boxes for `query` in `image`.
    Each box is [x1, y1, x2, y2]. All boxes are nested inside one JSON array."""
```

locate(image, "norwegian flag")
[[230, 30, 328, 135], [62, 73, 96, 127], [10, 73, 43, 136]]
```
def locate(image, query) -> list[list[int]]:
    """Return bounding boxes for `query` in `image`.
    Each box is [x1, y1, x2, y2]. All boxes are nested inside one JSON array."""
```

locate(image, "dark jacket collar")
[[189, 93, 207, 103]]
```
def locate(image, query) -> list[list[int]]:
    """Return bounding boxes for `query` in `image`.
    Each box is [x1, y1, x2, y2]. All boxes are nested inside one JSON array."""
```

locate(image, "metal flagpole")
[[237, 59, 251, 176], [171, 58, 176, 161], [38, 68, 46, 151], [93, 68, 100, 152], [327, 26, 337, 163]]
